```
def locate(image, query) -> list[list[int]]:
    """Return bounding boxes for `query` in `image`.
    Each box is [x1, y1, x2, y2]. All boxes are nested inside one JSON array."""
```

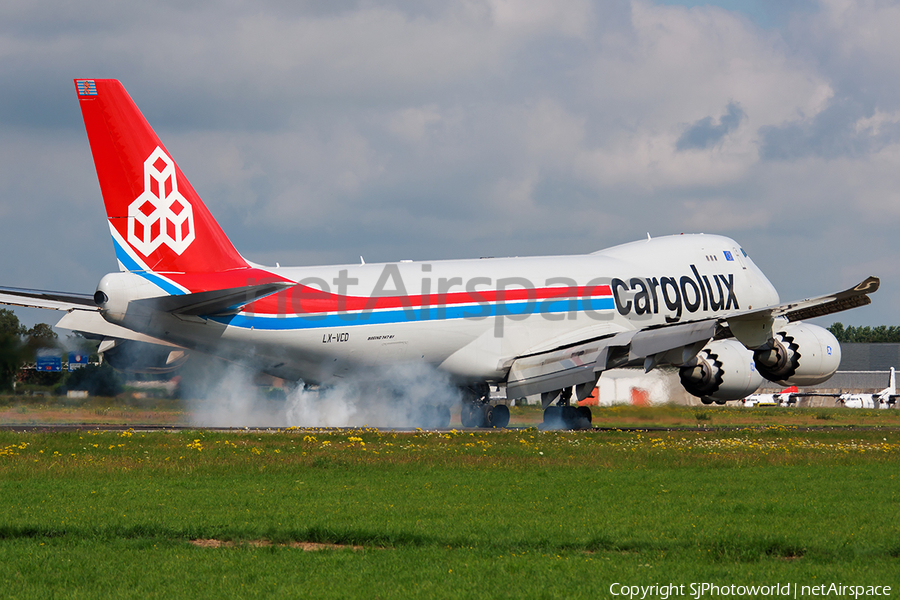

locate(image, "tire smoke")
[[287, 362, 462, 428], [186, 357, 461, 428]]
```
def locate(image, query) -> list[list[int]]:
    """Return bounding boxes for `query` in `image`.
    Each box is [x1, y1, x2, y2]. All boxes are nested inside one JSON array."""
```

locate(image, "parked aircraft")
[[742, 386, 800, 407], [839, 368, 897, 409], [0, 79, 881, 428]]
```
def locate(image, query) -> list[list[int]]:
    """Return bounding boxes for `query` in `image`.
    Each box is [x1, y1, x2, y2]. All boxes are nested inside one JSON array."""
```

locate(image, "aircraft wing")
[[506, 320, 718, 399], [776, 276, 879, 322], [505, 276, 879, 400], [726, 275, 879, 332], [0, 286, 98, 311]]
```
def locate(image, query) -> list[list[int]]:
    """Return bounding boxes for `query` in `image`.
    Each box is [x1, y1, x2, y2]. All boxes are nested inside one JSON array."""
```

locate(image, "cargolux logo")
[[127, 147, 194, 256], [611, 265, 738, 323]]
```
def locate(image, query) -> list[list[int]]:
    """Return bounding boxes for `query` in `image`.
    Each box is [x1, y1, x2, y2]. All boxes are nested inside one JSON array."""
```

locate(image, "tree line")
[[2, 307, 897, 392], [0, 308, 117, 395], [0, 308, 61, 391], [827, 323, 900, 343]]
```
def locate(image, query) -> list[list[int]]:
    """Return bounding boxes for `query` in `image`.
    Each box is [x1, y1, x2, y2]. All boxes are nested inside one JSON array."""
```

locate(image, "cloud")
[[676, 102, 746, 151], [755, 0, 900, 161], [488, 0, 594, 38], [0, 0, 899, 329]]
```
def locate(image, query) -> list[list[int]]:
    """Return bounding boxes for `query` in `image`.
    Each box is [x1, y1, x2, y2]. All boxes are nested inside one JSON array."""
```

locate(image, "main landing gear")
[[414, 403, 452, 429], [541, 387, 592, 430], [459, 384, 510, 428]]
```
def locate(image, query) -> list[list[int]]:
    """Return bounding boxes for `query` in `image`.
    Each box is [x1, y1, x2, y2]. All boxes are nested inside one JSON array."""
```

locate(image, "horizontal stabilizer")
[[0, 286, 97, 312], [131, 282, 295, 316], [55, 310, 182, 348]]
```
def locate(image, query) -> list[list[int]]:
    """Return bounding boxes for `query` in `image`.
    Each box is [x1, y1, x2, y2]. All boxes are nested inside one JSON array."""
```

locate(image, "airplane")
[[838, 367, 898, 409], [742, 385, 800, 407], [0, 79, 881, 429]]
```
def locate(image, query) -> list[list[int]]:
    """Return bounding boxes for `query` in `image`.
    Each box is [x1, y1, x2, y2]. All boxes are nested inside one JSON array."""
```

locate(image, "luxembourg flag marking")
[[76, 80, 97, 96]]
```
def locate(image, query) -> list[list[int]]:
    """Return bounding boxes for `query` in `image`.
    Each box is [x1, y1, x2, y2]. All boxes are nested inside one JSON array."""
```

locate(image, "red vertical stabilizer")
[[75, 79, 248, 274]]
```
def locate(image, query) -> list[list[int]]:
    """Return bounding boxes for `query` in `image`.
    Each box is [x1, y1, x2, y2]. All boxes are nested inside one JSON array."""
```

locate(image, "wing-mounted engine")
[[101, 339, 189, 374], [752, 323, 840, 386], [679, 339, 763, 402]]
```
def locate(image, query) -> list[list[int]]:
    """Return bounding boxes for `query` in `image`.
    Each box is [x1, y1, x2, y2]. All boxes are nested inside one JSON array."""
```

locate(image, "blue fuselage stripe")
[[210, 297, 615, 330], [108, 235, 613, 329], [112, 237, 185, 296]]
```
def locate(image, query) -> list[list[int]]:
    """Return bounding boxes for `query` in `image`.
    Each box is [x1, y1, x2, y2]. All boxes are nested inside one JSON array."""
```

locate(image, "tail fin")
[[75, 79, 248, 274], [888, 367, 896, 396]]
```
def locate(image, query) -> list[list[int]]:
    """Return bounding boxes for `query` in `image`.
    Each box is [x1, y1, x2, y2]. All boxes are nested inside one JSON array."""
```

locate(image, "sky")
[[1, 0, 898, 330]]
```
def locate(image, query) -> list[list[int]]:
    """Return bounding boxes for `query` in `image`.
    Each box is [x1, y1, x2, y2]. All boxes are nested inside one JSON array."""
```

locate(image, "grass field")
[[1, 416, 899, 598], [5, 393, 900, 429]]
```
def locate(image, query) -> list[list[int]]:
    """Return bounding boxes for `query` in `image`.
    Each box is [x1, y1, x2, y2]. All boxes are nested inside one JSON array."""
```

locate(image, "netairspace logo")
[[609, 582, 893, 599], [244, 262, 742, 337]]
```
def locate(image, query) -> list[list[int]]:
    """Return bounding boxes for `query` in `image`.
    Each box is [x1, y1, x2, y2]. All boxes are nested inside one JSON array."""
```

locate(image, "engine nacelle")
[[679, 339, 763, 401], [752, 323, 840, 386]]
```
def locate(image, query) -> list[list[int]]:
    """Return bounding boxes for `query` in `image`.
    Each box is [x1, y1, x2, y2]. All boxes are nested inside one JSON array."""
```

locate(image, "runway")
[[2, 423, 898, 433]]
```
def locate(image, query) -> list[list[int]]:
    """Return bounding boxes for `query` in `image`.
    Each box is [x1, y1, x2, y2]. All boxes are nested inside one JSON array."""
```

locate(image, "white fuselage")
[[101, 234, 780, 384]]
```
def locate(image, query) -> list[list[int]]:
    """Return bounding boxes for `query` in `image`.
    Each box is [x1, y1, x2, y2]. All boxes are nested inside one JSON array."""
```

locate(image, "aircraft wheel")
[[427, 404, 448, 428], [700, 397, 714, 405], [437, 405, 451, 428], [561, 406, 580, 429], [482, 404, 495, 428], [576, 406, 593, 429], [543, 406, 563, 429], [460, 401, 482, 428], [488, 404, 509, 428], [415, 404, 436, 429]]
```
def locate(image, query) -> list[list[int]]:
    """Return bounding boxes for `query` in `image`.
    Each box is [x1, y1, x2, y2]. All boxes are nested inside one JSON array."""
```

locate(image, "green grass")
[[5, 392, 900, 429], [1, 427, 899, 598]]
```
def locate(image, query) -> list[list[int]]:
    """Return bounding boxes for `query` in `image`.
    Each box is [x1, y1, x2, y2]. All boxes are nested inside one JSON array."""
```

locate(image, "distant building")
[[839, 343, 900, 371]]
